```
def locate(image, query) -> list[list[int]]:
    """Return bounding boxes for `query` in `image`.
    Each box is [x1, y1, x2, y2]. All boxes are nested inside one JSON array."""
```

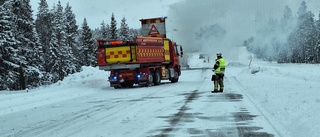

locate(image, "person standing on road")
[[212, 53, 226, 93]]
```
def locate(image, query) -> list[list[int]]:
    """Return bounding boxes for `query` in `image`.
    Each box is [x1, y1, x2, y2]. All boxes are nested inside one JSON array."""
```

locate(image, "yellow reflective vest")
[[214, 58, 226, 74]]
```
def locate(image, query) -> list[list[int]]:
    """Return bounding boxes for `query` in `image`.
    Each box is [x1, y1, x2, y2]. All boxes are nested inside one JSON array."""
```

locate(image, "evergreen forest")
[[1, 0, 320, 90]]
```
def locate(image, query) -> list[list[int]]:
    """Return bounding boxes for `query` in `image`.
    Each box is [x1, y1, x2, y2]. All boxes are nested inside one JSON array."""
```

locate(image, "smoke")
[[166, 0, 320, 63]]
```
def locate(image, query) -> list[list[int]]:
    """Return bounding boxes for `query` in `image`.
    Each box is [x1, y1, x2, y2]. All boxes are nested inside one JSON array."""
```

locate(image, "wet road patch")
[[153, 90, 200, 136], [129, 96, 165, 102], [149, 90, 275, 137], [206, 93, 243, 102], [237, 126, 275, 137], [233, 112, 257, 122], [206, 92, 275, 137]]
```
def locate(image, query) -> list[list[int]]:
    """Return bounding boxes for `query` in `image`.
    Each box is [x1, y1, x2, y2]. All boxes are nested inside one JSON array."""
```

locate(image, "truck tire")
[[170, 68, 179, 83], [114, 85, 121, 89], [153, 69, 161, 85], [146, 71, 154, 86]]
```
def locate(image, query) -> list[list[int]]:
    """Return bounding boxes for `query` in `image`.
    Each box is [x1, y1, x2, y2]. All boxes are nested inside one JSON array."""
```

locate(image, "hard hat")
[[216, 53, 222, 56]]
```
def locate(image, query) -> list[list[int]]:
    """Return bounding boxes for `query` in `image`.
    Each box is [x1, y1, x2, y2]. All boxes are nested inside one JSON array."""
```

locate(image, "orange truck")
[[97, 17, 183, 88]]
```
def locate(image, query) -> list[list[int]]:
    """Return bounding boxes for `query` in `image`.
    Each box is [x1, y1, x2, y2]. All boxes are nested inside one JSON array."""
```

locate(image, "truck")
[[97, 17, 183, 88]]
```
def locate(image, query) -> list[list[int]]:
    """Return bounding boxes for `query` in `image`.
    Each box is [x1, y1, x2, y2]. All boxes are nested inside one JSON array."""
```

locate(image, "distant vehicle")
[[199, 53, 210, 63], [97, 17, 183, 88], [199, 54, 207, 59]]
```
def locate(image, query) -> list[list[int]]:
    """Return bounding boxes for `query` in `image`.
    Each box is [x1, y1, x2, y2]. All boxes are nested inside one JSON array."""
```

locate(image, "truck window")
[[174, 45, 179, 55]]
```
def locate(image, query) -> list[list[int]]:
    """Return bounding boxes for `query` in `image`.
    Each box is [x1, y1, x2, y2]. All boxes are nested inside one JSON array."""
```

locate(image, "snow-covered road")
[[1, 66, 280, 137], [1, 61, 320, 137]]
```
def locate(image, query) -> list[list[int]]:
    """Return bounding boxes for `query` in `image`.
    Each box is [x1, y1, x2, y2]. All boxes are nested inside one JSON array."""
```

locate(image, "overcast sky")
[[30, 0, 319, 30], [30, 0, 320, 62], [30, 0, 181, 29]]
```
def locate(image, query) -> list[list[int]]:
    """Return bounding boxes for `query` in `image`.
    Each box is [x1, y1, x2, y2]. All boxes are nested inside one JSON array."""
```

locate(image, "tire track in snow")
[[55, 84, 181, 137], [63, 84, 186, 137], [5, 84, 176, 137], [155, 90, 202, 136], [7, 100, 121, 137], [152, 69, 208, 136]]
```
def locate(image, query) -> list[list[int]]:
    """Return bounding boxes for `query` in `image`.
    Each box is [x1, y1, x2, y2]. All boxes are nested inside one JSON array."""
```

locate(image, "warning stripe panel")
[[106, 50, 130, 59], [137, 46, 165, 63], [137, 49, 164, 57], [105, 46, 133, 63]]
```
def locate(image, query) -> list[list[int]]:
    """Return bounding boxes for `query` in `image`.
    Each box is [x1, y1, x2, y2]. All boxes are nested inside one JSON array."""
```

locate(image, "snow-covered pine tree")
[[119, 17, 130, 41], [64, 3, 78, 48], [80, 18, 96, 66], [0, 1, 19, 90], [99, 21, 109, 40], [9, 0, 44, 89], [64, 2, 80, 72], [129, 28, 140, 41], [289, 1, 307, 63], [52, 1, 78, 80], [291, 1, 316, 63], [315, 13, 320, 63], [110, 13, 118, 40], [35, 0, 52, 74], [303, 11, 317, 63], [106, 24, 110, 39], [34, 2, 64, 83], [51, 1, 68, 81]]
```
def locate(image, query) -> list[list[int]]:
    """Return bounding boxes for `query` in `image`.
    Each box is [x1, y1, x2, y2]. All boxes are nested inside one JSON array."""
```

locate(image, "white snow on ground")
[[233, 61, 320, 137], [1, 57, 320, 137]]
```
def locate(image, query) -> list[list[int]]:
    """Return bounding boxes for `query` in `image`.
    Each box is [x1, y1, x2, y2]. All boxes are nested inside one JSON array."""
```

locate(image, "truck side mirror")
[[180, 46, 183, 57]]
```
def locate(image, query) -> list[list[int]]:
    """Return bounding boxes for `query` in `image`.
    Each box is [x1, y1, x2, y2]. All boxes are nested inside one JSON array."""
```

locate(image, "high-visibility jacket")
[[214, 58, 226, 74]]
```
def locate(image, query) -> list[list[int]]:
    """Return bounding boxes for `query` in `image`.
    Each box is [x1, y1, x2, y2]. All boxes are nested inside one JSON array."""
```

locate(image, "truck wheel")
[[153, 69, 161, 85], [114, 85, 121, 89], [170, 68, 179, 83], [146, 72, 154, 86]]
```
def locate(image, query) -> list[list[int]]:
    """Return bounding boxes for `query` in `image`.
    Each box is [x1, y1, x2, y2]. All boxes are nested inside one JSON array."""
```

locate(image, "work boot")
[[219, 87, 224, 92], [211, 90, 219, 93]]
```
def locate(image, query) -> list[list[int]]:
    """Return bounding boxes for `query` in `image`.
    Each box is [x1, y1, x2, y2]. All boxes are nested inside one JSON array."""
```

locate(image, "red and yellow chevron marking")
[[138, 49, 164, 57]]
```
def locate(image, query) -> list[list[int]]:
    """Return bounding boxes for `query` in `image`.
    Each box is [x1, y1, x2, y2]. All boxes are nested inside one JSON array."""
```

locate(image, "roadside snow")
[[232, 61, 320, 137], [0, 67, 109, 116]]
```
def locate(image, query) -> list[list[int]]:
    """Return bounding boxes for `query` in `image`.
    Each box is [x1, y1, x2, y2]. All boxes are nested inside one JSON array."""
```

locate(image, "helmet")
[[216, 53, 222, 56]]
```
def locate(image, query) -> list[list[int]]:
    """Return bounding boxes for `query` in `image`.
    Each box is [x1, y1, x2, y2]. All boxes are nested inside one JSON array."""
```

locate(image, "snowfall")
[[1, 52, 320, 137]]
